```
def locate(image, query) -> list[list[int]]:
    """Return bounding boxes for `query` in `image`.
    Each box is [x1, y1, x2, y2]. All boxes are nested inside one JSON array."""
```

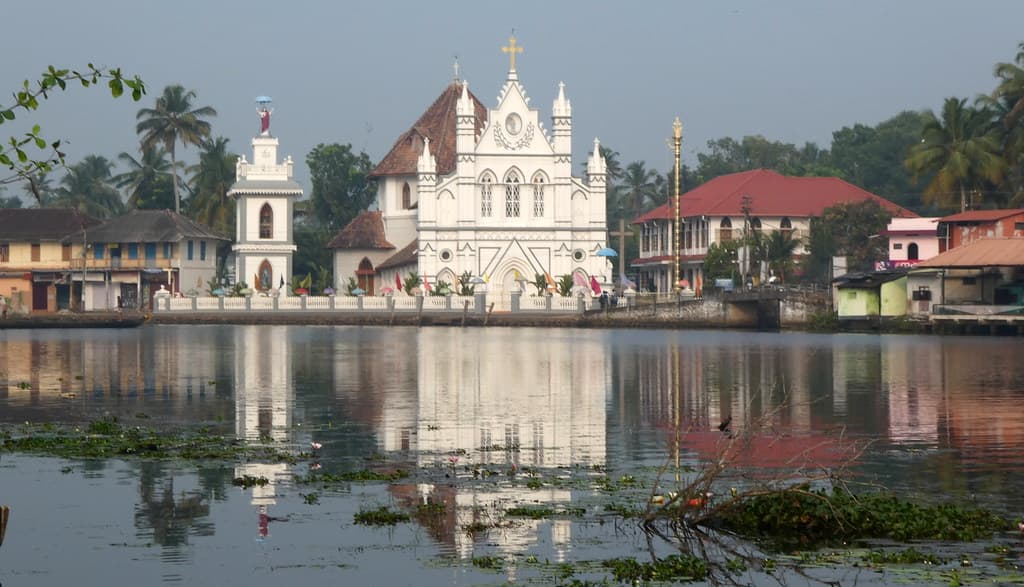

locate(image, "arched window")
[[480, 173, 494, 217], [532, 172, 546, 217], [719, 217, 733, 242], [401, 182, 411, 210], [356, 257, 375, 295], [505, 171, 521, 217], [259, 203, 273, 239], [780, 217, 793, 237], [749, 217, 762, 235], [908, 242, 919, 261]]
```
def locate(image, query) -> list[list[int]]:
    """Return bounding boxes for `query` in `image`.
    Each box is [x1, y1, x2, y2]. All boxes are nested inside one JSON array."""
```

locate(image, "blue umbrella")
[[351, 288, 366, 296], [255, 96, 273, 104], [596, 247, 618, 257], [212, 288, 226, 296]]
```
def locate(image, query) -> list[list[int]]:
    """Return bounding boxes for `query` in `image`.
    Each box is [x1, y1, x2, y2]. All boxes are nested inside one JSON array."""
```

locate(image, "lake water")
[[2, 325, 1024, 586]]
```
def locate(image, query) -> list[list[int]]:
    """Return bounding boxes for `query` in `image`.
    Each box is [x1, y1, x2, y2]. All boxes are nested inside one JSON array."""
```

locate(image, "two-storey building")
[[937, 209, 1024, 252]]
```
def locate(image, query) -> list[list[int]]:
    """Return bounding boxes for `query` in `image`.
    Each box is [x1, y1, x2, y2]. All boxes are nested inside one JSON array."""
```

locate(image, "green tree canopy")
[[808, 200, 893, 277], [186, 136, 236, 236], [135, 84, 217, 214], [305, 142, 376, 231], [115, 145, 174, 210], [50, 155, 124, 218]]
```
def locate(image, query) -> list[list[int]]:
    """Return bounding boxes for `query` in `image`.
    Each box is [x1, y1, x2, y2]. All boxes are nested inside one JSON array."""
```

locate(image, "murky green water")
[[2, 325, 1024, 585]]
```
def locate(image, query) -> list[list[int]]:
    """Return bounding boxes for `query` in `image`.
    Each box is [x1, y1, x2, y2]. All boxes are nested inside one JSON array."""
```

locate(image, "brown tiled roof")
[[0, 208, 100, 241], [371, 82, 488, 177], [376, 239, 418, 270], [916, 237, 1024, 268], [939, 209, 1024, 222], [326, 211, 394, 249], [66, 209, 230, 244]]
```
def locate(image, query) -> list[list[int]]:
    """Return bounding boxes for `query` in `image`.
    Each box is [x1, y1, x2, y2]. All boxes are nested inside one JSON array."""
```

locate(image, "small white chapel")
[[329, 36, 612, 296], [229, 98, 303, 294]]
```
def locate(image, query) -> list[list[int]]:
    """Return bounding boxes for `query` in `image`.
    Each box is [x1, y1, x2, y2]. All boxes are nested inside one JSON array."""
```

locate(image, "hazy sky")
[[3, 0, 1023, 192]]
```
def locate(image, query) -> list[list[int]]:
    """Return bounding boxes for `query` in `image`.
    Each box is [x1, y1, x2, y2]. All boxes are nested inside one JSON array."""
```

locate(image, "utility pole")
[[81, 226, 88, 312], [608, 208, 631, 291]]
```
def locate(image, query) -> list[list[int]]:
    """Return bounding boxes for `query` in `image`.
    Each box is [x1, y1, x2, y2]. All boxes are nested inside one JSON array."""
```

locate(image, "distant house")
[[880, 217, 940, 269], [326, 211, 395, 295], [938, 209, 1024, 252], [833, 270, 908, 323], [911, 237, 1024, 310], [65, 209, 229, 310], [631, 169, 916, 292], [0, 208, 100, 313]]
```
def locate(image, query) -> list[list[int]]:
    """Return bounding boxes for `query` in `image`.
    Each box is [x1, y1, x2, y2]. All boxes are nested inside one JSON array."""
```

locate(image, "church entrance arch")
[[356, 257, 375, 295], [436, 268, 456, 294]]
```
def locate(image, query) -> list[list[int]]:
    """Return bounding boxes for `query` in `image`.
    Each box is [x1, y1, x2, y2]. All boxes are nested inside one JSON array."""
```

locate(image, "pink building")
[[881, 217, 940, 269]]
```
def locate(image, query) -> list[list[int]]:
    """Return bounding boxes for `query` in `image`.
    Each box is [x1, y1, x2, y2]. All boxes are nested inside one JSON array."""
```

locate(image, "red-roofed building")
[[937, 209, 1024, 253], [631, 169, 917, 291]]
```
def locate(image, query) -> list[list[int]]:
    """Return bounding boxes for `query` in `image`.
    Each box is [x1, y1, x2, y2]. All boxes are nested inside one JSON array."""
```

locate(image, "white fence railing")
[[154, 293, 632, 315]]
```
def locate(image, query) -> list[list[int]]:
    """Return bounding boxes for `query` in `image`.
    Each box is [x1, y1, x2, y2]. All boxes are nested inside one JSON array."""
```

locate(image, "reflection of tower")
[[233, 325, 294, 538]]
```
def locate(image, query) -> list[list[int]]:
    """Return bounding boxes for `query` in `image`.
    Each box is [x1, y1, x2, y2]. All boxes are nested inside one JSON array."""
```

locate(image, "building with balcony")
[[65, 209, 229, 310], [0, 208, 101, 313], [631, 169, 915, 292]]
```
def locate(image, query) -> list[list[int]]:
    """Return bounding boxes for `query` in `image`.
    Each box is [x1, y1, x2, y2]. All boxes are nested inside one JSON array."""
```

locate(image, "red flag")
[[573, 271, 587, 288], [590, 275, 602, 295], [423, 275, 432, 292], [396, 272, 402, 291]]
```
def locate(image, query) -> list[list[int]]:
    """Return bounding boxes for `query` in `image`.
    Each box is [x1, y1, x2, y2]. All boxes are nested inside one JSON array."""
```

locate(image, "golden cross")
[[502, 36, 523, 70]]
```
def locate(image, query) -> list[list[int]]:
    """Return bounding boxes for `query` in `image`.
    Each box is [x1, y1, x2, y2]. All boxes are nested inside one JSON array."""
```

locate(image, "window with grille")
[[259, 203, 273, 239], [505, 173, 520, 217], [0, 243, 8, 263], [480, 176, 493, 217], [532, 175, 545, 217]]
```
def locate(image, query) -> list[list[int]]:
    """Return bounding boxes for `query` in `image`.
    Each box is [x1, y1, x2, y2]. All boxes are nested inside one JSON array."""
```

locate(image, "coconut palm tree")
[[135, 85, 217, 214], [51, 155, 124, 218], [993, 42, 1024, 129], [115, 145, 174, 210], [905, 97, 1004, 212], [187, 136, 236, 237], [619, 161, 658, 219], [761, 229, 801, 282]]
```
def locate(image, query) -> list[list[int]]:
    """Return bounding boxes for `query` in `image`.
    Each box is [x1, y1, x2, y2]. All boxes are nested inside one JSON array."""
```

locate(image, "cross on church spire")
[[502, 35, 523, 71]]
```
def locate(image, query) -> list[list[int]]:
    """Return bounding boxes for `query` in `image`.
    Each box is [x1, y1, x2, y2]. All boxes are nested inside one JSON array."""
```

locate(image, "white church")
[[329, 37, 612, 296]]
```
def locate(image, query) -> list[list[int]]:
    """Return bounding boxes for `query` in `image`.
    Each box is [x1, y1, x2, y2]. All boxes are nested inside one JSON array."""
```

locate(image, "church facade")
[[330, 38, 611, 296]]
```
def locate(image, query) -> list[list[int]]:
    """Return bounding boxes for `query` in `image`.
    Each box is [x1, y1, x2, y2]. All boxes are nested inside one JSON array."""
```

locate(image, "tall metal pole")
[[81, 227, 88, 311], [672, 117, 683, 291]]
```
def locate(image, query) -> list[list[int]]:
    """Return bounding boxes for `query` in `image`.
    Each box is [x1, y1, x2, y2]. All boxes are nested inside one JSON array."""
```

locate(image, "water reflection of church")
[[374, 329, 609, 570]]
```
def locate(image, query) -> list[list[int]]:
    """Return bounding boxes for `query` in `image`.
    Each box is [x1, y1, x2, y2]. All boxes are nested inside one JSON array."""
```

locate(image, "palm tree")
[[21, 171, 55, 206], [762, 229, 800, 282], [187, 136, 236, 236], [619, 161, 658, 219], [51, 155, 124, 218], [135, 85, 217, 214], [115, 145, 174, 209], [976, 93, 1024, 206], [905, 97, 1004, 212], [993, 42, 1024, 129]]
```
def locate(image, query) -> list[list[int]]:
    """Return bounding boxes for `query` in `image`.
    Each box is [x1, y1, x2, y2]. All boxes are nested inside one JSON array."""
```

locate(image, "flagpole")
[[672, 117, 683, 292]]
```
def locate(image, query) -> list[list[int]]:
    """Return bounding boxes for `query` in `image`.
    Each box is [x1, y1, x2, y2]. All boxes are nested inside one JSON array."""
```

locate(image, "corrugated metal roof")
[[68, 209, 230, 244], [227, 178, 304, 194], [916, 238, 1024, 268], [939, 209, 1024, 223]]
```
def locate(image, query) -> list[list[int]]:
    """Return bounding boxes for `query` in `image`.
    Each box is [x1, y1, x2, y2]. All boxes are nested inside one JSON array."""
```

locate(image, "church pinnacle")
[[502, 35, 523, 80]]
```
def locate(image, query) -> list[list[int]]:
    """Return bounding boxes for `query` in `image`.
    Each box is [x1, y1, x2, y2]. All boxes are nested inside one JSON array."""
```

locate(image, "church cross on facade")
[[502, 36, 523, 71]]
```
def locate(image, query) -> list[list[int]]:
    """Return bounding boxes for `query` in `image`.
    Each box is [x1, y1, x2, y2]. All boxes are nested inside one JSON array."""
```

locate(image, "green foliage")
[[353, 505, 410, 526], [714, 487, 1009, 547], [431, 280, 452, 296], [457, 271, 475, 296], [344, 277, 359, 295], [695, 135, 837, 184], [702, 240, 739, 282], [558, 274, 573, 296], [812, 199, 893, 274], [603, 554, 709, 583], [50, 155, 124, 218], [306, 143, 376, 231], [533, 272, 547, 295], [293, 222, 334, 286], [1, 65, 145, 186], [231, 475, 269, 488], [807, 311, 839, 332], [861, 547, 943, 566], [296, 469, 409, 484], [761, 229, 801, 282], [402, 271, 421, 295], [116, 145, 174, 211], [186, 137, 236, 235]]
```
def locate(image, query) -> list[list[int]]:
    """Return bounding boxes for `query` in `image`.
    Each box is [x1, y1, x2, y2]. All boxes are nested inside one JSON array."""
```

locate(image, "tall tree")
[[761, 229, 801, 282], [135, 85, 217, 214], [993, 42, 1024, 129], [50, 155, 124, 218], [905, 97, 1004, 212], [115, 145, 174, 209], [187, 136, 236, 237], [21, 171, 54, 206], [808, 200, 893, 276], [619, 161, 658, 219], [305, 143, 375, 231], [0, 186, 21, 208]]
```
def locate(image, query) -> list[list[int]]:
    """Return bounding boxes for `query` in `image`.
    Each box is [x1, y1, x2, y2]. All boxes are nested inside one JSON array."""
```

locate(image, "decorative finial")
[[673, 117, 682, 140], [453, 55, 460, 82], [502, 35, 523, 71]]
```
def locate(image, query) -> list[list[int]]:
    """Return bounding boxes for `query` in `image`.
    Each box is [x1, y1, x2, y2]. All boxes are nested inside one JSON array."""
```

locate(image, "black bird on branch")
[[717, 415, 732, 432]]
